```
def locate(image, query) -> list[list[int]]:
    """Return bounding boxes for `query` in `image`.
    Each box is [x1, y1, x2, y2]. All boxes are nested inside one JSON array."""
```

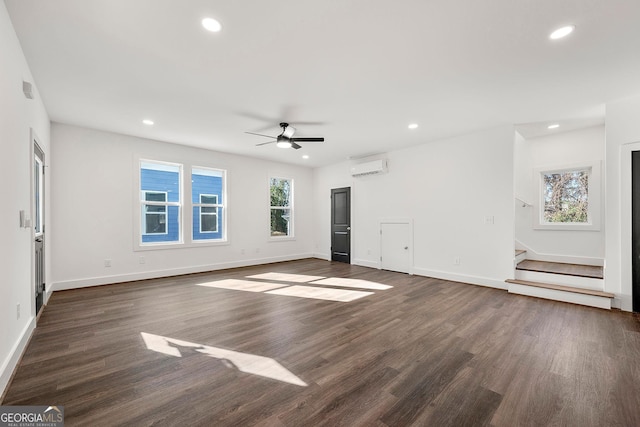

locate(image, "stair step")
[[505, 279, 614, 298], [515, 249, 526, 256], [516, 260, 603, 279]]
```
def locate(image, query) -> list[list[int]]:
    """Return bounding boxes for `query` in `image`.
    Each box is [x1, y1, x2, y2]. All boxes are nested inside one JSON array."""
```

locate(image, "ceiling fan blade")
[[256, 140, 276, 146], [245, 131, 276, 139], [291, 137, 324, 142], [291, 142, 302, 150]]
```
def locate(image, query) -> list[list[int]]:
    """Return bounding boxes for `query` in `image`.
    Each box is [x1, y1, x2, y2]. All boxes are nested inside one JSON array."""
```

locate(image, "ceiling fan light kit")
[[246, 122, 325, 150]]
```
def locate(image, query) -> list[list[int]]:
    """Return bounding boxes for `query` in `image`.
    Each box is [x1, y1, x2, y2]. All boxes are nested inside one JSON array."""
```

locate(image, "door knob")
[[404, 246, 408, 250], [347, 227, 351, 231]]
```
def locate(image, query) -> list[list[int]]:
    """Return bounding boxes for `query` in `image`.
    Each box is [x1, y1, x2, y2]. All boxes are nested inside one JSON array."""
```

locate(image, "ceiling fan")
[[246, 122, 324, 149]]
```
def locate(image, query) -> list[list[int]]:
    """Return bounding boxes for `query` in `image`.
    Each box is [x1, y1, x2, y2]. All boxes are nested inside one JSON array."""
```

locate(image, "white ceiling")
[[5, 0, 640, 167]]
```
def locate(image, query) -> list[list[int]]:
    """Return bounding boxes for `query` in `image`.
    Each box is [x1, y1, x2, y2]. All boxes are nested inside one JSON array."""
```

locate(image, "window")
[[270, 177, 293, 238], [543, 170, 588, 223], [140, 161, 181, 244], [534, 162, 601, 230], [192, 166, 225, 241]]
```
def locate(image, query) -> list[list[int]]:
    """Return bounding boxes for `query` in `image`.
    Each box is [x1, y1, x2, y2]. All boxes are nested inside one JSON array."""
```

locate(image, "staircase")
[[506, 251, 614, 309]]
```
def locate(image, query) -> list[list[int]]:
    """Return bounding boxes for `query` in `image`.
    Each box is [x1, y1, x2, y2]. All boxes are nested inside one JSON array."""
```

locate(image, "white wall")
[[314, 126, 515, 289], [50, 123, 314, 289], [0, 3, 51, 395], [605, 94, 640, 311], [514, 126, 605, 261]]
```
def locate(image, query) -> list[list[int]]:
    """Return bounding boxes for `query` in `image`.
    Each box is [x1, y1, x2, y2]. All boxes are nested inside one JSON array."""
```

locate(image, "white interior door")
[[380, 221, 411, 274]]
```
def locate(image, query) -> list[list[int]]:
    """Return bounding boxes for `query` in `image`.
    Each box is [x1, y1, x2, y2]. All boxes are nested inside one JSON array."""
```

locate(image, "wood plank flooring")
[[3, 259, 640, 426], [516, 259, 604, 279]]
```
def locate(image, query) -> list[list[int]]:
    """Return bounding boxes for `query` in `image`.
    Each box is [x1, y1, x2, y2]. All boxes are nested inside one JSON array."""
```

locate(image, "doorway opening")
[[34, 138, 45, 315]]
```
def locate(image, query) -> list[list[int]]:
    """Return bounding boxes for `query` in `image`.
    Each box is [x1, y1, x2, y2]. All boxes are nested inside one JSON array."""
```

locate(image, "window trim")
[[533, 161, 601, 231], [269, 176, 294, 240]]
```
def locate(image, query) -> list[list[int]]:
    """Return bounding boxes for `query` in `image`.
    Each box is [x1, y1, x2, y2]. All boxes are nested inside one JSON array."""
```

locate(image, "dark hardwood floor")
[[3, 259, 640, 426]]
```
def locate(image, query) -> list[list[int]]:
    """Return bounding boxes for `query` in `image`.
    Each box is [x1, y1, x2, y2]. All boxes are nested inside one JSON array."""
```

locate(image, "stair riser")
[[515, 270, 603, 290], [508, 283, 611, 310]]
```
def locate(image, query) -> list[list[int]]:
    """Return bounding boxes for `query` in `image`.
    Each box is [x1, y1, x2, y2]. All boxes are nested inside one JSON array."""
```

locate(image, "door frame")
[[378, 218, 413, 275], [31, 129, 47, 316]]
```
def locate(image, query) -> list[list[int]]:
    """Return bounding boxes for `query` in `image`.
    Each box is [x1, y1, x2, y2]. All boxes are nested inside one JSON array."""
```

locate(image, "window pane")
[[270, 178, 290, 207], [201, 195, 218, 204], [145, 213, 166, 234], [192, 167, 224, 241], [201, 213, 218, 232], [271, 208, 291, 236], [141, 161, 180, 243], [543, 170, 589, 223]]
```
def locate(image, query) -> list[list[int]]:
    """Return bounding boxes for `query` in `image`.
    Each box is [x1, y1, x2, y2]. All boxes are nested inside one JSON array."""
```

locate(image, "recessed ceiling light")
[[142, 119, 154, 125], [408, 123, 418, 130], [302, 155, 309, 159], [547, 123, 560, 129], [202, 17, 222, 32], [549, 25, 575, 40]]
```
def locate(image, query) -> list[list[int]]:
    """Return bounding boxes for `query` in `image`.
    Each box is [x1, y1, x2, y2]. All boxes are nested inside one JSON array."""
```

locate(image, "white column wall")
[[0, 3, 51, 395]]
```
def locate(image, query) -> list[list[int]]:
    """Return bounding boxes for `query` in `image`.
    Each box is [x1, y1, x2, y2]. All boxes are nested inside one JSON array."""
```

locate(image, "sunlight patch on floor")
[[246, 272, 326, 283], [196, 279, 287, 292], [141, 332, 307, 386], [266, 285, 374, 302], [310, 277, 393, 290]]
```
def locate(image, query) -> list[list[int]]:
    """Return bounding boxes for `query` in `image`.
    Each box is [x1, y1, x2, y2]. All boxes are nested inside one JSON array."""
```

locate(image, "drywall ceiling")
[[5, 0, 640, 167]]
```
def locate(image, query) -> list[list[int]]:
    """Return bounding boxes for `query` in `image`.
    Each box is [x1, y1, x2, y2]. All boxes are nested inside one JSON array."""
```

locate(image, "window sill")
[[269, 236, 296, 242], [533, 223, 600, 231], [135, 239, 229, 251]]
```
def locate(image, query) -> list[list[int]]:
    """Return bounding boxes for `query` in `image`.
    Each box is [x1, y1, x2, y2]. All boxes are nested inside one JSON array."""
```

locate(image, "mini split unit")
[[350, 159, 388, 177]]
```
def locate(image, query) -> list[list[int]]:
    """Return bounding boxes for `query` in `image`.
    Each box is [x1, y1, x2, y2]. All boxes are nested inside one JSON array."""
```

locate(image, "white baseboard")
[[52, 253, 316, 291], [508, 283, 611, 310], [352, 258, 379, 269], [0, 316, 36, 399], [412, 267, 508, 290], [312, 252, 331, 261]]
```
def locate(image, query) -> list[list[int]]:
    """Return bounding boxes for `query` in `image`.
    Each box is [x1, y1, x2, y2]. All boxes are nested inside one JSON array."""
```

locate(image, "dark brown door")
[[331, 187, 351, 263], [632, 151, 640, 312]]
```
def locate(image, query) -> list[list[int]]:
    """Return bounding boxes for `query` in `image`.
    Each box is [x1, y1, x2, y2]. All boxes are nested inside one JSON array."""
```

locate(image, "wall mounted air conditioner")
[[350, 159, 388, 177]]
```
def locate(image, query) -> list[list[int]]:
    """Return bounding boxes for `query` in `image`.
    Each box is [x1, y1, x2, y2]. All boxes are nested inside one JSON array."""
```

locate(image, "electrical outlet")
[[104, 259, 112, 267], [454, 257, 461, 266], [139, 256, 145, 264], [16, 303, 20, 320]]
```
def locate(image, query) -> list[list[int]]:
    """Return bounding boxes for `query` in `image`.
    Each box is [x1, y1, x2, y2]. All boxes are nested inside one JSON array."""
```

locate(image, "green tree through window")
[[543, 170, 588, 223], [270, 178, 292, 237]]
